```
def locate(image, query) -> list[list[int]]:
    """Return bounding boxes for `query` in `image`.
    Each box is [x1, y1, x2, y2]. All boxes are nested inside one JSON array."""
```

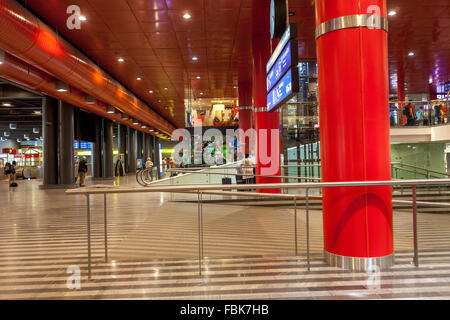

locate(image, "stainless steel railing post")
[[306, 188, 310, 271], [294, 196, 298, 256], [197, 190, 202, 276], [104, 193, 108, 263], [412, 185, 419, 267], [86, 194, 91, 280]]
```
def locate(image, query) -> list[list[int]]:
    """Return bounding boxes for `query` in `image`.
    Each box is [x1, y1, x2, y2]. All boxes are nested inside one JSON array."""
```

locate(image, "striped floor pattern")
[[1, 178, 450, 299]]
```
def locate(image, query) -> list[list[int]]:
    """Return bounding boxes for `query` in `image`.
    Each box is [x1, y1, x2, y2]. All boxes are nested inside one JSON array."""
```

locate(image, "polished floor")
[[1, 177, 450, 299]]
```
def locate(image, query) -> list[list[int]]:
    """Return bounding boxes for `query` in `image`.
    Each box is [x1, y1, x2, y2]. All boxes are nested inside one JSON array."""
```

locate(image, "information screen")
[[267, 69, 293, 112], [267, 42, 291, 92]]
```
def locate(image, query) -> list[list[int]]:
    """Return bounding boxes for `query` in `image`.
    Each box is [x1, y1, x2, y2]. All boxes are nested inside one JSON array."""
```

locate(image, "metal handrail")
[[66, 178, 450, 279], [391, 166, 442, 180], [392, 162, 450, 178]]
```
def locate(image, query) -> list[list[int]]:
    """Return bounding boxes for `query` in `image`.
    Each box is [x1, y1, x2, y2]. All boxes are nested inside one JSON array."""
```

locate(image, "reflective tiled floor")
[[1, 177, 450, 299]]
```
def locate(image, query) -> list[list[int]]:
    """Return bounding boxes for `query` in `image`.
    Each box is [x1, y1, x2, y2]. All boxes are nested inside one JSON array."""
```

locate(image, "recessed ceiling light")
[[137, 77, 141, 81], [79, 15, 87, 21], [200, 92, 204, 95], [183, 13, 191, 19], [388, 11, 397, 16], [408, 52, 415, 56], [141, 124, 147, 129], [56, 80, 68, 92], [132, 119, 139, 125], [429, 76, 433, 84], [233, 86, 238, 89], [196, 76, 201, 79], [164, 87, 168, 90], [117, 58, 124, 62], [106, 106, 115, 114], [2, 102, 12, 107], [192, 56, 198, 61], [149, 90, 153, 93]]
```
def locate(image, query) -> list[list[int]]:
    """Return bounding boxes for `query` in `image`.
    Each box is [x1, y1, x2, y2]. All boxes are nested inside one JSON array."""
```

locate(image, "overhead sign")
[[267, 68, 298, 111], [266, 23, 299, 112], [267, 42, 292, 92]]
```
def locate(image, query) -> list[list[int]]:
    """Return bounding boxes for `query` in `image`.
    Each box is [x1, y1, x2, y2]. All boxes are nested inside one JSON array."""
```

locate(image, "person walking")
[[242, 153, 254, 185], [4, 161, 17, 187], [145, 157, 153, 181], [78, 156, 88, 187], [416, 106, 424, 126]]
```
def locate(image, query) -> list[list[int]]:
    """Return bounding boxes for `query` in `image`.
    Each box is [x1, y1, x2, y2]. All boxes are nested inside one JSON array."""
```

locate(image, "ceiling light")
[[429, 76, 433, 84], [132, 119, 139, 125], [9, 123, 17, 130], [4, 132, 10, 137], [141, 124, 147, 129], [408, 52, 415, 56], [106, 106, 115, 114], [2, 102, 12, 107], [192, 56, 198, 61], [33, 110, 41, 114], [388, 11, 397, 16], [196, 76, 201, 79], [183, 13, 191, 19], [233, 86, 238, 89], [121, 114, 129, 120], [164, 87, 168, 90], [0, 49, 4, 64], [55, 80, 68, 92], [79, 15, 87, 21], [85, 95, 96, 104], [17, 138, 21, 143], [24, 134, 29, 139], [33, 128, 39, 134], [200, 92, 204, 95], [137, 77, 141, 81], [149, 90, 153, 93], [149, 129, 154, 132], [117, 58, 124, 62]]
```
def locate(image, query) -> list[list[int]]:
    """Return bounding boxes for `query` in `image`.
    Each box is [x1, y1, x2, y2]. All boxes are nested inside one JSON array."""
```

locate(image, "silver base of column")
[[324, 251, 395, 271]]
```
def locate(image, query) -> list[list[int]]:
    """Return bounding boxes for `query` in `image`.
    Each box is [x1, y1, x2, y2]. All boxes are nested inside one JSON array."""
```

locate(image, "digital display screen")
[[74, 141, 93, 150], [267, 42, 291, 93], [267, 69, 293, 112]]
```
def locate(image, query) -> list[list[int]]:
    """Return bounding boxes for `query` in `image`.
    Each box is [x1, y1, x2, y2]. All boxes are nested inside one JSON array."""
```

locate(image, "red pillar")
[[252, 0, 281, 193], [316, 0, 393, 268], [238, 80, 253, 154]]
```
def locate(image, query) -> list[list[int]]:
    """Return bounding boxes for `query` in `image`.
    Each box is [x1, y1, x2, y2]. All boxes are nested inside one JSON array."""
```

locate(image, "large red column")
[[238, 80, 253, 154], [316, 0, 393, 269], [252, 0, 281, 193]]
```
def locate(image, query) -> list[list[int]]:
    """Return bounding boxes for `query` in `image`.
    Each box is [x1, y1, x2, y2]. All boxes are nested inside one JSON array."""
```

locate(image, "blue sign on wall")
[[74, 140, 93, 150], [267, 42, 291, 92], [267, 69, 294, 112]]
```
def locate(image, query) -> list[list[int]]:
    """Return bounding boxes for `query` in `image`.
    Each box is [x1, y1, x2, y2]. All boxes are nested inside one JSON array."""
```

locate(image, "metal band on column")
[[254, 107, 267, 113], [239, 106, 253, 111], [315, 14, 388, 39]]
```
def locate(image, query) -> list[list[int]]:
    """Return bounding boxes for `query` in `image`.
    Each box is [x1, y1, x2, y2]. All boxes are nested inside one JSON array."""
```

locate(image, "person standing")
[[4, 161, 16, 186], [416, 106, 424, 126], [78, 156, 88, 187], [435, 104, 442, 124], [242, 154, 254, 185], [145, 157, 153, 181]]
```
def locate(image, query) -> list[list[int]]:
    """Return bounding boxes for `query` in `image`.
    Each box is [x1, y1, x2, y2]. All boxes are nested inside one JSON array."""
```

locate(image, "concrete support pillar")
[[136, 130, 143, 159], [118, 124, 127, 173], [42, 96, 58, 185], [103, 118, 114, 178], [93, 116, 102, 178], [128, 127, 136, 172], [58, 101, 74, 185]]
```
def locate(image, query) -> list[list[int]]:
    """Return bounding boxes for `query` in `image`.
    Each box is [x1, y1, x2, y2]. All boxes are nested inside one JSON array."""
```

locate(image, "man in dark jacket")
[[78, 156, 88, 187]]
